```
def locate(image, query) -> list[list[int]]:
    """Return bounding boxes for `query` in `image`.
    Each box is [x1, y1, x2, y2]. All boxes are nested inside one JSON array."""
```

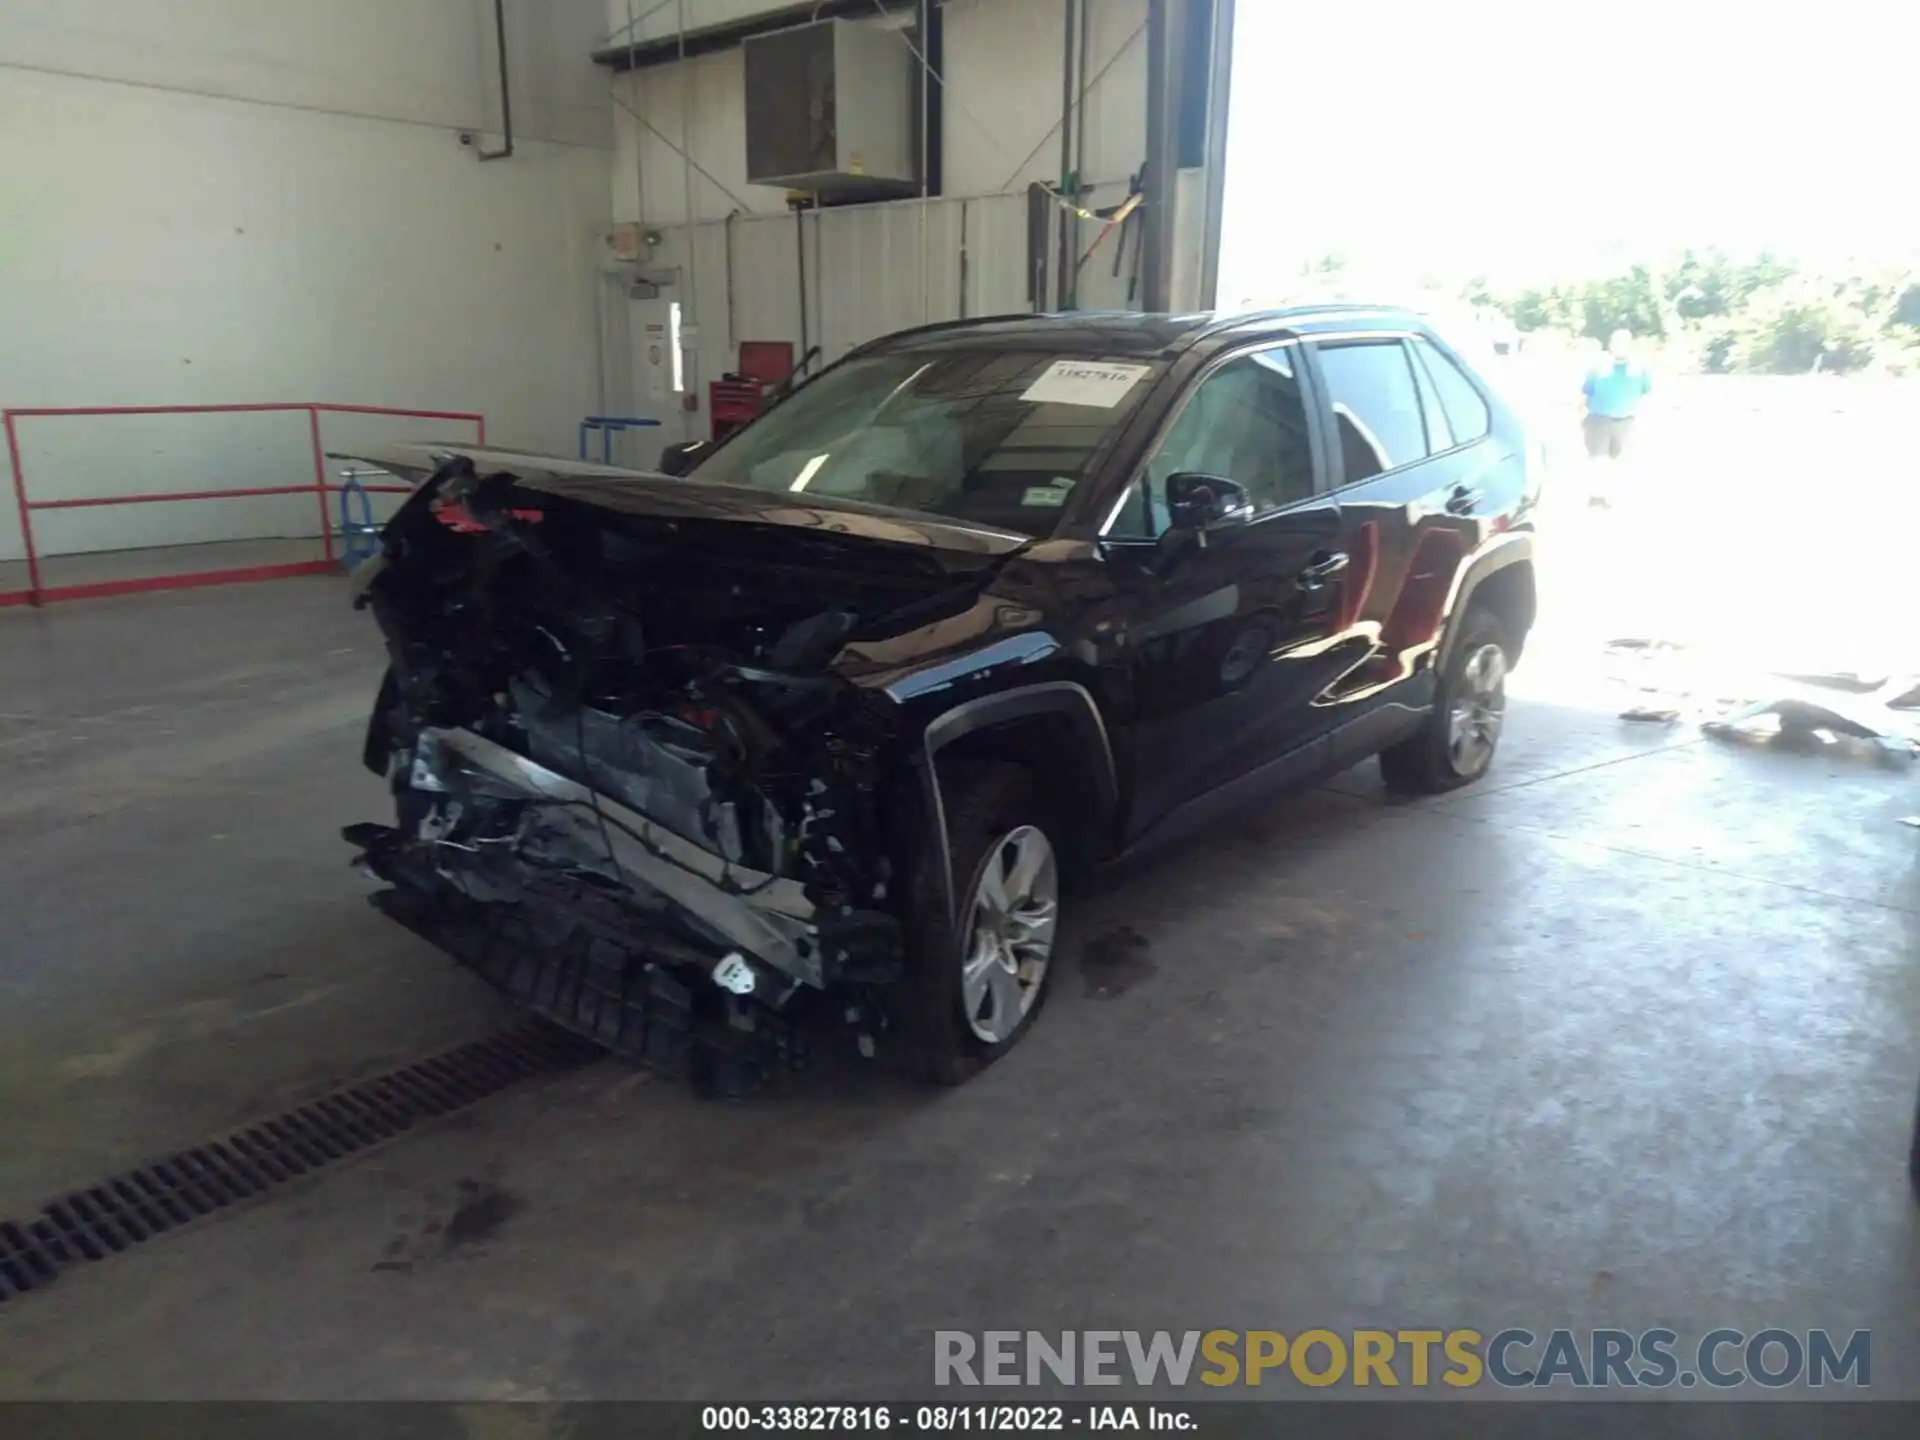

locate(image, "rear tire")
[[894, 760, 1060, 1085], [1380, 606, 1511, 794]]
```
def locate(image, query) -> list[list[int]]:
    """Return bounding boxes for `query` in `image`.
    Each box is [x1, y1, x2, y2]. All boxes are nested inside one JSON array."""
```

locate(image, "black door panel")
[[1127, 503, 1347, 817], [1113, 341, 1348, 838], [1303, 337, 1499, 714]]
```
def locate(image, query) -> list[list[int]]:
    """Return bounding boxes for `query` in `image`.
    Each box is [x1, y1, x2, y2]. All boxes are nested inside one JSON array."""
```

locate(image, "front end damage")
[[345, 451, 999, 1092]]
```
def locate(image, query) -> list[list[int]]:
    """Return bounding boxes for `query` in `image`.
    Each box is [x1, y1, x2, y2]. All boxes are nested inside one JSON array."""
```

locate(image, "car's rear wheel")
[[896, 760, 1060, 1084], [1380, 606, 1511, 793]]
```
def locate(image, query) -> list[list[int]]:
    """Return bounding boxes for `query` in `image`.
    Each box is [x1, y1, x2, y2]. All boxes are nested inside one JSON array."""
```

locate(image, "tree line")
[[1463, 252, 1920, 376]]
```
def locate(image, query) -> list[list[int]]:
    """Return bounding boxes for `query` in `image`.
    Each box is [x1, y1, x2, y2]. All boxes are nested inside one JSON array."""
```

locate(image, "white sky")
[[1216, 0, 1920, 301]]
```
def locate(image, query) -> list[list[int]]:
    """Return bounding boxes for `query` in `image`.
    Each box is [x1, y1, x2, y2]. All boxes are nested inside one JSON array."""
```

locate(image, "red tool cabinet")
[[708, 341, 794, 443]]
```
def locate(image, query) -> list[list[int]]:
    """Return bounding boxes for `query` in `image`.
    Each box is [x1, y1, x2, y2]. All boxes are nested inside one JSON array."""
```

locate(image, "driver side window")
[[1114, 344, 1316, 536]]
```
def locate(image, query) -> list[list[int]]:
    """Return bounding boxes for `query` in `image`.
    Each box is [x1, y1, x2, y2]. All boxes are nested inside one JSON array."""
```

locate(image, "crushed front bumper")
[[356, 842, 806, 1093], [347, 726, 900, 1091], [414, 726, 824, 984]]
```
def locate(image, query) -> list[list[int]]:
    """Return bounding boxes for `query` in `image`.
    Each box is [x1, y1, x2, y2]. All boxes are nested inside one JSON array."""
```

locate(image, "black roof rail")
[[839, 311, 1046, 361], [836, 303, 1432, 368], [1189, 303, 1423, 338]]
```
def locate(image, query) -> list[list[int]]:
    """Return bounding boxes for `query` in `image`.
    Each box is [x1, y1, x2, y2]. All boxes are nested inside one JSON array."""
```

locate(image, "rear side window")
[[1408, 346, 1453, 452], [1314, 340, 1429, 483], [1413, 337, 1492, 444]]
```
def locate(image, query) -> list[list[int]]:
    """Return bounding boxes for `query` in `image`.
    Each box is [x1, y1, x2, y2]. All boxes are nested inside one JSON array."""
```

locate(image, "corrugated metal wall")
[[606, 0, 1150, 225], [598, 0, 1192, 464], [655, 194, 1025, 364], [624, 177, 1167, 459]]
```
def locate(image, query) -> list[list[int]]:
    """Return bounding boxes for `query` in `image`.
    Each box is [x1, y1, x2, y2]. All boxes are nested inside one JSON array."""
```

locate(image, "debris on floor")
[[1601, 637, 1746, 725], [1775, 670, 1890, 695], [1700, 687, 1920, 766], [1775, 671, 1920, 708], [1598, 638, 1920, 764]]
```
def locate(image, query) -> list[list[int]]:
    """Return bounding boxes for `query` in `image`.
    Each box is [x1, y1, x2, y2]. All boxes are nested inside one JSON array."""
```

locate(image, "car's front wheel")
[[1379, 606, 1511, 793], [896, 760, 1061, 1084]]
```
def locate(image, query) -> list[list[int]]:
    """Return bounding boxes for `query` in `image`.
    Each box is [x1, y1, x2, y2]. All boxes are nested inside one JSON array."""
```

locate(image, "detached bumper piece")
[[351, 825, 808, 1097]]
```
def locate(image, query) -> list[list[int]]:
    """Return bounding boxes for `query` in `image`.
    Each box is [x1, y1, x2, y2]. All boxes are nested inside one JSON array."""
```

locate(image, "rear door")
[[1302, 333, 1499, 754], [1103, 339, 1350, 836]]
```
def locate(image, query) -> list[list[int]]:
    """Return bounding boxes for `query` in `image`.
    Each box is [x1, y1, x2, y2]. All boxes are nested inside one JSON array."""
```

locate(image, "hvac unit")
[[743, 19, 915, 197]]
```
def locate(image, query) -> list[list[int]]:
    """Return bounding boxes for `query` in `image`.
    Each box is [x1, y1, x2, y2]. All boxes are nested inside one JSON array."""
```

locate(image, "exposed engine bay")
[[345, 453, 1006, 1092]]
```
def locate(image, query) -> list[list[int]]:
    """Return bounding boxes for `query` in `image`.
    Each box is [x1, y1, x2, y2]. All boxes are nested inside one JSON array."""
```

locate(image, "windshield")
[[686, 348, 1162, 537]]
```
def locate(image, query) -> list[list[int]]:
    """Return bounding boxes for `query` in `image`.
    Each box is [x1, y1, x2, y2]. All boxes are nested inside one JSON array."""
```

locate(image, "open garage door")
[[1211, 0, 1920, 720]]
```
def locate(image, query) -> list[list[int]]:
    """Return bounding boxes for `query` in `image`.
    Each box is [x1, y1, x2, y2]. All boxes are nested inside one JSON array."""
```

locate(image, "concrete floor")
[[2, 575, 1918, 1401], [0, 536, 329, 600]]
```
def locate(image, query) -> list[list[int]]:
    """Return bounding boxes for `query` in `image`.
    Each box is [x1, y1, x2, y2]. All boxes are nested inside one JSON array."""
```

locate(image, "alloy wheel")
[[1448, 642, 1508, 777], [960, 825, 1058, 1044]]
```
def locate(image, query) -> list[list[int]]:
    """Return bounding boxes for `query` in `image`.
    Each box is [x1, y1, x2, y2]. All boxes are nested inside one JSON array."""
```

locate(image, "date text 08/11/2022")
[[701, 1405, 1192, 1431]]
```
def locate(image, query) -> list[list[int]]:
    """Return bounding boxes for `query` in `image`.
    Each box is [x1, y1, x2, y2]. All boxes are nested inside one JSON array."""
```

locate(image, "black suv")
[[345, 307, 1537, 1089]]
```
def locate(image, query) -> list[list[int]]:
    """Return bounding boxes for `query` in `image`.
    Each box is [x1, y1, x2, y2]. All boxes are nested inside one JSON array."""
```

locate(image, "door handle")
[[1299, 550, 1349, 588], [1444, 485, 1480, 516]]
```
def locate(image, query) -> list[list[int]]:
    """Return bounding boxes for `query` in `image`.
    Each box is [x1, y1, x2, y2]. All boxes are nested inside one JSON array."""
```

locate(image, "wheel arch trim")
[[1435, 531, 1535, 676], [916, 681, 1119, 926]]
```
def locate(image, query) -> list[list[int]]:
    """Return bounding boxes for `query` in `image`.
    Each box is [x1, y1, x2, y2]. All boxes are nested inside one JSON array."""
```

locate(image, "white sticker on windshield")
[[1021, 360, 1151, 408], [1021, 481, 1074, 507]]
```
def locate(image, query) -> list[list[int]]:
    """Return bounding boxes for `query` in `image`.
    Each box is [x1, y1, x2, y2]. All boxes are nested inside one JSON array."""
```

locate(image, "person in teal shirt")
[[1581, 329, 1651, 506]]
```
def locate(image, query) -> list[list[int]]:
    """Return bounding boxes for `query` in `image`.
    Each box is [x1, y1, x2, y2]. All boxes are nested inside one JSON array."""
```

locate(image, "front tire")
[[1380, 606, 1511, 794], [895, 761, 1060, 1085]]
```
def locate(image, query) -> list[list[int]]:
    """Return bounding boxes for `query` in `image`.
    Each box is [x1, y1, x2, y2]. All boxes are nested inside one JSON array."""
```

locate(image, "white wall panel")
[[603, 0, 799, 51], [592, 0, 1165, 455], [619, 211, 789, 457], [609, 46, 792, 225], [620, 161, 1213, 451], [0, 64, 609, 561], [615, 183, 1160, 436], [940, 0, 1148, 197], [962, 193, 1038, 317], [500, 0, 623, 148], [816, 201, 949, 355], [610, 0, 1149, 225], [3, 0, 614, 148], [725, 215, 809, 358]]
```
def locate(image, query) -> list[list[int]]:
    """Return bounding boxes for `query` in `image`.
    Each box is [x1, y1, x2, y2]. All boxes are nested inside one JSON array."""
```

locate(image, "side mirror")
[[1165, 472, 1253, 531], [658, 439, 711, 477]]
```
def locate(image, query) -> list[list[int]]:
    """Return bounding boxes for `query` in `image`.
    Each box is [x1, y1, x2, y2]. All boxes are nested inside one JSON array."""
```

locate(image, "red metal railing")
[[1, 402, 484, 607]]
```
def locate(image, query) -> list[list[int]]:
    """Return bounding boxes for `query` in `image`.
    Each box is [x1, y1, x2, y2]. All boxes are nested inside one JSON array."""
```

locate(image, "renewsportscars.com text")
[[933, 1329, 1870, 1390]]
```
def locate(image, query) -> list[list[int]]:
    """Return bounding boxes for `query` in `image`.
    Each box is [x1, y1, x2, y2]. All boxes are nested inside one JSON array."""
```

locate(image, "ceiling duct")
[[743, 20, 916, 199]]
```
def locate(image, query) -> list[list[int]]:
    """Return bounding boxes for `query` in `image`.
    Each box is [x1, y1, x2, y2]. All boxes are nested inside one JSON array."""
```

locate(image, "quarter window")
[[1314, 340, 1429, 482], [1408, 342, 1453, 452], [1412, 337, 1492, 444]]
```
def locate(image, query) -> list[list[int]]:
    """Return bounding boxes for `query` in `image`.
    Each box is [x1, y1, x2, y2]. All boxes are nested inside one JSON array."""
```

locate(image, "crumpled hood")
[[335, 442, 1032, 570]]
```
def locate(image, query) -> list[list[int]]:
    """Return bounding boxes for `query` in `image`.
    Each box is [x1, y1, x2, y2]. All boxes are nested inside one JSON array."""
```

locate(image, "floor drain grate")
[[0, 1020, 601, 1305]]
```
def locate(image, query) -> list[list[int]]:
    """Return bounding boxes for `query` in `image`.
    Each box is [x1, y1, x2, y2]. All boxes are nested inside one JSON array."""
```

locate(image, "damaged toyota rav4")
[[344, 308, 1538, 1091]]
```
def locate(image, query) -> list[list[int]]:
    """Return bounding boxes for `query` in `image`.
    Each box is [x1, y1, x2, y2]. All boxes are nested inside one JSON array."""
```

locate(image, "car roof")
[[859, 305, 1433, 359]]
